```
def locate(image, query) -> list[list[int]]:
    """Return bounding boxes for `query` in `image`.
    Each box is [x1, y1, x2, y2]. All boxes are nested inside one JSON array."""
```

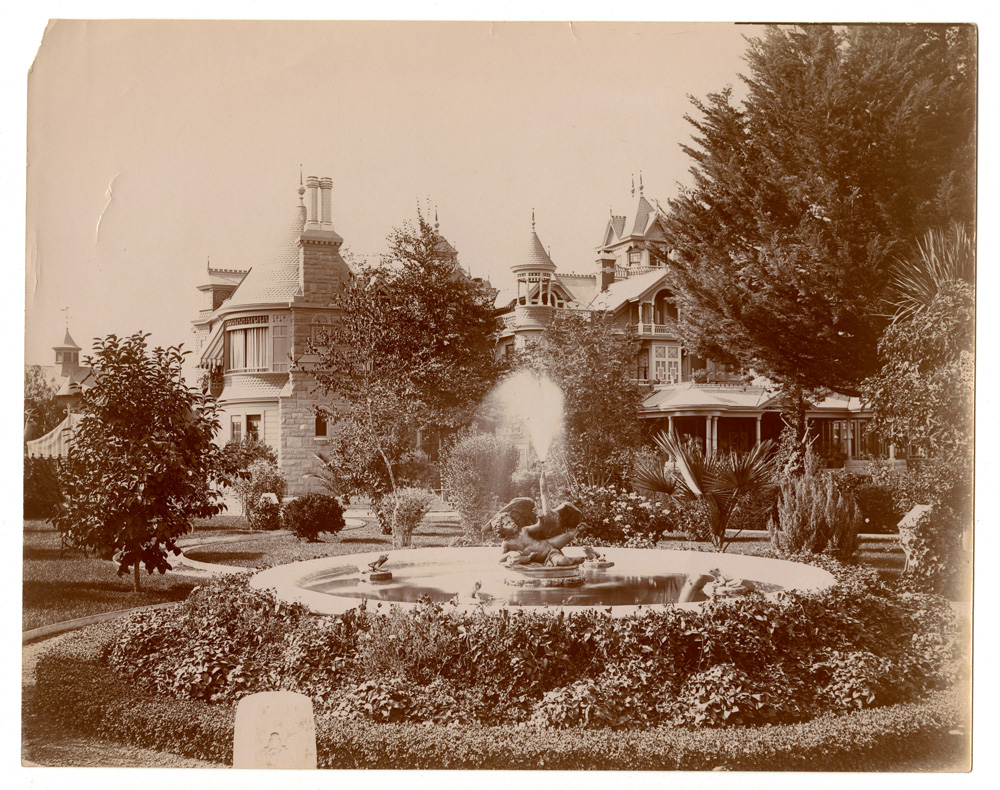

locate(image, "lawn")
[[185, 512, 463, 568], [24, 520, 203, 632]]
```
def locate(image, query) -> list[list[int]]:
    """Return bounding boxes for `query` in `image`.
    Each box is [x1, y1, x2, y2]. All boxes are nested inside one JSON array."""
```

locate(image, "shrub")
[[376, 487, 435, 547], [24, 455, 63, 519], [834, 473, 902, 533], [105, 575, 309, 703], [898, 502, 970, 597], [664, 664, 804, 728], [769, 472, 862, 559], [868, 459, 971, 596], [231, 460, 287, 530], [282, 493, 346, 542], [32, 621, 968, 770], [94, 562, 967, 733], [441, 433, 519, 543], [572, 484, 676, 546], [221, 438, 277, 478]]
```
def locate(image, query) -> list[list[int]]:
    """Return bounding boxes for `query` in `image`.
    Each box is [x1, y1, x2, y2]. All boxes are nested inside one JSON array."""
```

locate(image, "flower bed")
[[32, 620, 968, 770]]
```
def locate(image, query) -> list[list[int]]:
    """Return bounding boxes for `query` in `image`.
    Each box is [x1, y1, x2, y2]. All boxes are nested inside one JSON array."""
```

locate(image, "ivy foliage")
[[102, 561, 967, 729]]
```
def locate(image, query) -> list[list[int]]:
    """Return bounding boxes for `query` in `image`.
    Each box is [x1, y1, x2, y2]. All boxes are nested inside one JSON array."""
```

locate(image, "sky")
[[23, 19, 770, 365]]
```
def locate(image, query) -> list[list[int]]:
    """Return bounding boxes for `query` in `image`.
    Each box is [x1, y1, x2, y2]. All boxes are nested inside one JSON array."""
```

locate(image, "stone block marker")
[[233, 691, 317, 769]]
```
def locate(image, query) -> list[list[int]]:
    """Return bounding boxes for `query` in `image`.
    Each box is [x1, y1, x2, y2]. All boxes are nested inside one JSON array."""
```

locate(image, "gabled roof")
[[598, 192, 668, 250], [587, 268, 669, 312], [556, 273, 597, 307], [631, 196, 655, 236]]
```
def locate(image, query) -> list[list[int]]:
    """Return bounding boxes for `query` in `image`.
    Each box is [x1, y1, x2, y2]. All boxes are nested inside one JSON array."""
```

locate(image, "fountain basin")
[[250, 547, 837, 617]]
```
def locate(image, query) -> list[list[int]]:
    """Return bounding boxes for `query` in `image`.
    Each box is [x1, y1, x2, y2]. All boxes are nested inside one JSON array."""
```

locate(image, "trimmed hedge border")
[[32, 623, 969, 771]]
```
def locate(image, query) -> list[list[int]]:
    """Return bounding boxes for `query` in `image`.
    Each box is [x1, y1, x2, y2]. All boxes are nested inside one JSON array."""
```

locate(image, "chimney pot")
[[305, 176, 320, 229], [319, 177, 333, 227]]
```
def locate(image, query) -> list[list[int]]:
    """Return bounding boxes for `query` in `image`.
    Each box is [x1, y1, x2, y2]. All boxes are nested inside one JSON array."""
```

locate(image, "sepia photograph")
[[17, 7, 978, 778]]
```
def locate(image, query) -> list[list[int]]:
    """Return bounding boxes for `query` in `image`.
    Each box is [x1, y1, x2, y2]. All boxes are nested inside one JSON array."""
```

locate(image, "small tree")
[[311, 214, 503, 511], [518, 311, 643, 489], [51, 333, 228, 591], [24, 365, 64, 439], [229, 460, 287, 530]]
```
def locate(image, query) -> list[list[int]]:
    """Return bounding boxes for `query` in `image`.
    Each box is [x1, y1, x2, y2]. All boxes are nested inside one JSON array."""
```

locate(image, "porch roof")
[[641, 384, 871, 418], [26, 412, 84, 459], [641, 383, 773, 415]]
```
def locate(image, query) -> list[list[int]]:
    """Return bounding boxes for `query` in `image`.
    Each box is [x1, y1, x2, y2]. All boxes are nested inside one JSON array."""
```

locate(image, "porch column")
[[889, 443, 896, 462], [705, 416, 712, 455], [755, 415, 762, 446], [711, 416, 718, 455], [846, 420, 854, 461], [668, 415, 674, 437]]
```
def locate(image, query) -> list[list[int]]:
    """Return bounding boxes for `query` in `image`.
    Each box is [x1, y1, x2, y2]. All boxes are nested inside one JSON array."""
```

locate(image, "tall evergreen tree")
[[658, 24, 975, 399]]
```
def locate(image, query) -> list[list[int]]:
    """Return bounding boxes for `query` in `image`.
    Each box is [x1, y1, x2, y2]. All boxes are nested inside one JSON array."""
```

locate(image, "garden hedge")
[[32, 623, 968, 771]]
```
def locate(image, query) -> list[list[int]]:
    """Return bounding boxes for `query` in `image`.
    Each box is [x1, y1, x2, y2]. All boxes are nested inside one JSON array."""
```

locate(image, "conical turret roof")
[[53, 329, 81, 351], [223, 200, 307, 307]]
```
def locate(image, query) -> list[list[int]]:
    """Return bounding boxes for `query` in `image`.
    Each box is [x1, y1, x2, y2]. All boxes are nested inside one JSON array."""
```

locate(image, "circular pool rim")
[[250, 546, 837, 616]]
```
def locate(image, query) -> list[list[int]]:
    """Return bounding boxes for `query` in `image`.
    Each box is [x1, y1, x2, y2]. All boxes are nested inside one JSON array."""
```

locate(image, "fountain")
[[250, 373, 837, 615]]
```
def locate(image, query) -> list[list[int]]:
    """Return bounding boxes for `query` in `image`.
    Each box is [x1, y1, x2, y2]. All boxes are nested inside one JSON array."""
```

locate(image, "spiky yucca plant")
[[634, 432, 779, 551], [889, 222, 974, 323]]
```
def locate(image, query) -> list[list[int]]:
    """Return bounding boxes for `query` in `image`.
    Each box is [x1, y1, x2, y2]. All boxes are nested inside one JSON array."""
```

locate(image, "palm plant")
[[304, 451, 348, 501], [634, 431, 780, 551], [889, 222, 975, 323]]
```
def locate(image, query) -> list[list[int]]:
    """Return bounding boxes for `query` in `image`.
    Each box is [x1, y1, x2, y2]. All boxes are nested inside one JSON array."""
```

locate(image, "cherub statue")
[[368, 554, 389, 573], [488, 469, 588, 568]]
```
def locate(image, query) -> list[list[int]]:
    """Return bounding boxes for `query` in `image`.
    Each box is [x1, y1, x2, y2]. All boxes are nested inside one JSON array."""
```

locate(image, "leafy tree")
[[658, 24, 976, 399], [517, 311, 643, 488], [311, 214, 503, 501], [861, 221, 973, 595], [862, 282, 973, 462], [51, 333, 228, 591], [24, 365, 63, 439]]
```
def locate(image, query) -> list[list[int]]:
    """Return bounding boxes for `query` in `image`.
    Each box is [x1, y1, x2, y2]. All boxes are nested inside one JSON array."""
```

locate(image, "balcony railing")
[[635, 322, 678, 337]]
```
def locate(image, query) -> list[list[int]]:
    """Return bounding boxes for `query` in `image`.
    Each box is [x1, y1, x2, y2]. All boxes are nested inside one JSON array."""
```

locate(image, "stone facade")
[[192, 176, 352, 496]]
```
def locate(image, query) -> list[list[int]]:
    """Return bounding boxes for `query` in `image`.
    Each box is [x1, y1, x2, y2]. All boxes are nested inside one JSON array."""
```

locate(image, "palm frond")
[[714, 439, 779, 494], [631, 453, 678, 496], [890, 222, 975, 323], [652, 431, 707, 498]]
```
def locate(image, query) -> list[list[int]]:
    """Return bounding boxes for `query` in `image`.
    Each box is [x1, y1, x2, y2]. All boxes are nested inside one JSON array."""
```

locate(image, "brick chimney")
[[597, 253, 616, 291]]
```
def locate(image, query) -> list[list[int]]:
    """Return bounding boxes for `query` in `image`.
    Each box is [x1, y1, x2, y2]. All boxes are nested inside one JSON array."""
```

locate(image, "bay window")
[[226, 316, 271, 372]]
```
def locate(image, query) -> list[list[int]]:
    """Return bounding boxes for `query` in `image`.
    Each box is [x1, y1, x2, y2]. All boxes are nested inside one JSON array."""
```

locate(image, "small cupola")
[[511, 210, 558, 306], [53, 328, 82, 377]]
